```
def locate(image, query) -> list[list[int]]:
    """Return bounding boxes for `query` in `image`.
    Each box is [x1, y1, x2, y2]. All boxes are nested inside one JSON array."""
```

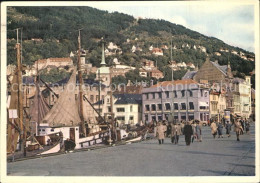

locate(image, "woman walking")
[[234, 119, 243, 141], [210, 121, 218, 139], [155, 122, 166, 144], [183, 121, 193, 146], [217, 122, 224, 138]]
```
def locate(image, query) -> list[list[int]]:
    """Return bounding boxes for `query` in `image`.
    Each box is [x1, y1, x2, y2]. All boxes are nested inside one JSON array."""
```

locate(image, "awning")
[[199, 101, 209, 106]]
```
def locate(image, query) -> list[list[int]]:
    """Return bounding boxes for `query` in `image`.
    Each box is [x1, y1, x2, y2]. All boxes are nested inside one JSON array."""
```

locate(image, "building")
[[34, 57, 73, 70], [232, 77, 252, 118], [209, 89, 227, 120], [141, 79, 210, 123], [152, 48, 163, 56], [96, 41, 111, 86], [193, 58, 233, 84], [142, 59, 155, 70], [94, 94, 142, 126], [149, 69, 164, 79]]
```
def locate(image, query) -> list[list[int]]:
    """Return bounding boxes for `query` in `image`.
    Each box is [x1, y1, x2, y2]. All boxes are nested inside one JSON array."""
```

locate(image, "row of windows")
[[143, 90, 208, 100], [145, 102, 195, 111]]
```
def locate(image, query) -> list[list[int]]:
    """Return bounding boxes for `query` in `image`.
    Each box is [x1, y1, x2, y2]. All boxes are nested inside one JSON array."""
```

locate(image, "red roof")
[[152, 48, 163, 53], [151, 79, 198, 88]]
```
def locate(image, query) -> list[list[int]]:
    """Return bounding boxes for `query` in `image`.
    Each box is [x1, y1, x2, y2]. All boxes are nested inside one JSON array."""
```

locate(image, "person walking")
[[210, 121, 218, 139], [217, 122, 224, 138], [245, 120, 250, 134], [226, 121, 232, 137], [171, 123, 182, 144], [234, 119, 243, 141], [155, 122, 166, 144], [195, 121, 202, 142], [183, 121, 193, 146], [191, 121, 197, 143]]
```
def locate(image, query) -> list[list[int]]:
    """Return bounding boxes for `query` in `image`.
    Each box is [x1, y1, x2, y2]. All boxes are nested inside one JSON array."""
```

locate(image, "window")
[[51, 129, 54, 132], [200, 106, 206, 110], [165, 91, 170, 98], [152, 93, 155, 99], [201, 90, 203, 97], [108, 107, 111, 112], [145, 115, 148, 121], [107, 98, 110, 103], [145, 105, 150, 111], [90, 95, 94, 102], [165, 103, 171, 110], [75, 94, 78, 100], [117, 116, 125, 121], [117, 108, 125, 112], [189, 90, 193, 97], [151, 104, 156, 111], [158, 115, 162, 121], [181, 103, 186, 110], [144, 93, 149, 100], [157, 104, 162, 110], [129, 116, 134, 120], [96, 95, 99, 102], [158, 92, 162, 98], [130, 105, 133, 112], [181, 90, 185, 97], [189, 102, 194, 110], [174, 91, 177, 98], [181, 114, 186, 120], [174, 103, 178, 110]]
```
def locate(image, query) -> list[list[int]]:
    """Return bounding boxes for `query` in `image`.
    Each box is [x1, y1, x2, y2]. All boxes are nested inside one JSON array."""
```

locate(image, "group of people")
[[153, 117, 251, 145], [210, 117, 250, 141], [154, 120, 202, 146]]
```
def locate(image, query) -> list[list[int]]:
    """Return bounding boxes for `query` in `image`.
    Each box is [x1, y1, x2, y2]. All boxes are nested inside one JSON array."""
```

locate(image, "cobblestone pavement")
[[7, 123, 255, 176]]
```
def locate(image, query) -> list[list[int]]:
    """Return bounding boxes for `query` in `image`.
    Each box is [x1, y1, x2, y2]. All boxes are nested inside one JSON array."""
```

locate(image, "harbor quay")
[[7, 123, 255, 176]]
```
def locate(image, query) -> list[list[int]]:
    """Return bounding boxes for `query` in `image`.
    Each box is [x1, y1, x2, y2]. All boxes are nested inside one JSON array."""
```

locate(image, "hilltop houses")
[[152, 48, 163, 56], [34, 57, 73, 70]]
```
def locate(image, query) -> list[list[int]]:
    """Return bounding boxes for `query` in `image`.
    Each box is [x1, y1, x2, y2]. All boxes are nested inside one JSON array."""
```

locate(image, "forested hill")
[[7, 6, 255, 81]]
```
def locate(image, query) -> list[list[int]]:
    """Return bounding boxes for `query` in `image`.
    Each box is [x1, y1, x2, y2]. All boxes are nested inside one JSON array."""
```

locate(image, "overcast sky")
[[88, 1, 256, 53]]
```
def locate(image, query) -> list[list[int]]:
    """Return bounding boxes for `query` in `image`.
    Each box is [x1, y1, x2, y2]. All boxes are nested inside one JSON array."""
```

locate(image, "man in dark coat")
[[226, 121, 232, 137], [183, 121, 193, 146], [217, 122, 224, 138]]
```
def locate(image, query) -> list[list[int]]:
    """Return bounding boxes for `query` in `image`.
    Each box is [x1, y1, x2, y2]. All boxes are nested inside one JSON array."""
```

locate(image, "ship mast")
[[16, 28, 26, 156], [77, 29, 86, 137]]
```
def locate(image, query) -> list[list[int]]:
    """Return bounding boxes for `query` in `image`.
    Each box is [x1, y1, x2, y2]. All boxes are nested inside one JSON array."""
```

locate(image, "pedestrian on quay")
[[226, 121, 232, 137], [183, 121, 193, 146], [210, 121, 218, 139], [217, 122, 224, 138], [234, 119, 243, 141], [191, 121, 197, 143], [171, 122, 182, 144], [155, 121, 167, 144], [166, 121, 172, 138], [195, 120, 202, 142], [245, 120, 250, 134], [239, 119, 244, 135]]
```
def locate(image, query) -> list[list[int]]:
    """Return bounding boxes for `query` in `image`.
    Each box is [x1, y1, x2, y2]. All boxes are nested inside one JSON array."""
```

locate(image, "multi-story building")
[[34, 57, 73, 70], [232, 76, 252, 118], [141, 79, 210, 123], [209, 89, 227, 120], [93, 94, 142, 126]]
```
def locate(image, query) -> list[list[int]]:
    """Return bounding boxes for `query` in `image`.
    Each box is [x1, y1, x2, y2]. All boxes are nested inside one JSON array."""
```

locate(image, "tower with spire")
[[96, 38, 111, 86]]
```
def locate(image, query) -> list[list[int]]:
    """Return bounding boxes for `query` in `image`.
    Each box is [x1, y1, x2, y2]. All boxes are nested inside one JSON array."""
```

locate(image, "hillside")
[[7, 6, 255, 83]]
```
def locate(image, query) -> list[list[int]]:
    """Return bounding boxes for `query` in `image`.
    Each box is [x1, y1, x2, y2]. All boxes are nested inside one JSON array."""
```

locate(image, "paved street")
[[7, 123, 255, 176]]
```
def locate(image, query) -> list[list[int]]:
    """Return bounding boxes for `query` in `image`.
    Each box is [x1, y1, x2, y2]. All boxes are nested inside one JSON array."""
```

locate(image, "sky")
[[88, 1, 256, 53]]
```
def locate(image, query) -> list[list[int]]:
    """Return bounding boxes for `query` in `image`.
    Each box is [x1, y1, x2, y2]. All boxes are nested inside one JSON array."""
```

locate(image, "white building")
[[94, 94, 142, 126]]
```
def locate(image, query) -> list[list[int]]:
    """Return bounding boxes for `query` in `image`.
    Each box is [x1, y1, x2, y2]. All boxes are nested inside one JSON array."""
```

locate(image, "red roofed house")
[[152, 48, 163, 56]]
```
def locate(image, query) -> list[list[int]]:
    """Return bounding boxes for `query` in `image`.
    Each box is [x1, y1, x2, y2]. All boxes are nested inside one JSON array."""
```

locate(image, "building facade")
[[141, 79, 210, 123]]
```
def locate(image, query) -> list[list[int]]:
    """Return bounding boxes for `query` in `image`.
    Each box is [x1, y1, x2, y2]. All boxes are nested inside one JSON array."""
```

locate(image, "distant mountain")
[[7, 6, 255, 81]]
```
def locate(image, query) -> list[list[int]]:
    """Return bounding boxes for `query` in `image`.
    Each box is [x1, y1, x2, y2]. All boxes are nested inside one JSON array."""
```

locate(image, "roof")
[[232, 77, 246, 84], [152, 48, 163, 53], [115, 85, 143, 94], [151, 79, 198, 88], [114, 94, 142, 105], [211, 61, 228, 76], [182, 71, 197, 79], [93, 94, 142, 105], [150, 69, 163, 74], [49, 76, 106, 87]]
